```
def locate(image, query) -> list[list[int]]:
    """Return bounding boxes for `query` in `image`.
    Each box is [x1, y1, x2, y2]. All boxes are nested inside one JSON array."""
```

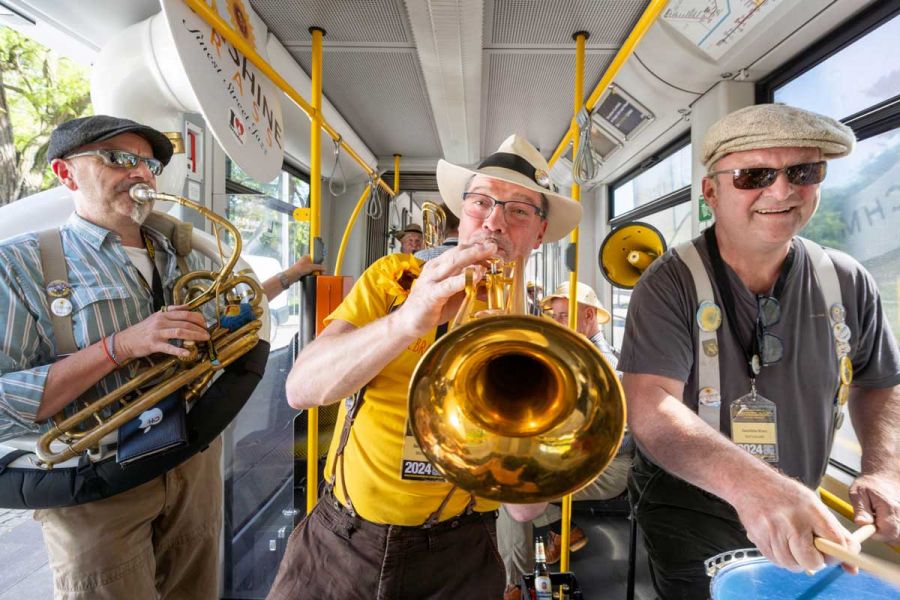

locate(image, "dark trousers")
[[267, 492, 505, 600], [628, 451, 752, 600]]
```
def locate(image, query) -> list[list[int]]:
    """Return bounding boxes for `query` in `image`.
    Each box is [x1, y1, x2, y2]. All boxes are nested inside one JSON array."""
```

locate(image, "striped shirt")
[[413, 237, 458, 261], [0, 212, 200, 442]]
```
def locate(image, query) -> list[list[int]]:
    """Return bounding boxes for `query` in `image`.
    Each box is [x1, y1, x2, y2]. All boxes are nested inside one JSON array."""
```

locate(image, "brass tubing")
[[182, 0, 395, 197], [547, 0, 669, 169]]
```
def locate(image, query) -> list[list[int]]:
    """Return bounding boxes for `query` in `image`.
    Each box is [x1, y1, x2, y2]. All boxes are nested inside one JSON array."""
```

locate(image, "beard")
[[114, 181, 153, 224]]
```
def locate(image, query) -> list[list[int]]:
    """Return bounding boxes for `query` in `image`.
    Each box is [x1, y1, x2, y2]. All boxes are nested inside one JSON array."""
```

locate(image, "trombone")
[[408, 256, 626, 503]]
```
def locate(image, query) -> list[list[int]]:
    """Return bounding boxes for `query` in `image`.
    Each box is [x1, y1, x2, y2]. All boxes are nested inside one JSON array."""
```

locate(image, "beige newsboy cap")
[[702, 104, 856, 170], [540, 282, 611, 324]]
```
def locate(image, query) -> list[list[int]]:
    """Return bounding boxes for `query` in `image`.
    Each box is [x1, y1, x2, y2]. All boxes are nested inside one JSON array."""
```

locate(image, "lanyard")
[[140, 232, 166, 311], [703, 226, 794, 380]]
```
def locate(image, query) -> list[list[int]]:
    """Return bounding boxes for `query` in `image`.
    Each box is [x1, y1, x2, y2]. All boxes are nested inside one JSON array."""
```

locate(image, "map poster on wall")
[[662, 0, 782, 60]]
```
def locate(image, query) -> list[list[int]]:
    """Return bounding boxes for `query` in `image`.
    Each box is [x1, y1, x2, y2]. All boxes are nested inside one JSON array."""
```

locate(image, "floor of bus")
[[0, 506, 656, 600], [540, 505, 656, 600]]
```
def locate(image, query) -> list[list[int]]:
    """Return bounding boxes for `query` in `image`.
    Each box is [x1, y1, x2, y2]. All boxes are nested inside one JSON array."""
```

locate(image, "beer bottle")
[[534, 536, 552, 600]]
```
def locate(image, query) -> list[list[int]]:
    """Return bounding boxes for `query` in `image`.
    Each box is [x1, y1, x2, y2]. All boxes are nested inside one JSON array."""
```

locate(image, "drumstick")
[[813, 525, 900, 587]]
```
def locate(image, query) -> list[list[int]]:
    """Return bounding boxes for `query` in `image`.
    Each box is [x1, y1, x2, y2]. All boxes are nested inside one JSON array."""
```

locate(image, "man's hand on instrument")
[[850, 472, 900, 544], [734, 476, 858, 573], [396, 241, 497, 338], [115, 305, 210, 360]]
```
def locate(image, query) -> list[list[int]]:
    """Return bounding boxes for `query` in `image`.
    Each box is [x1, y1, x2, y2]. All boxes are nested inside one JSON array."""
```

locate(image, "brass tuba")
[[408, 257, 626, 503], [421, 201, 446, 248], [35, 184, 265, 468]]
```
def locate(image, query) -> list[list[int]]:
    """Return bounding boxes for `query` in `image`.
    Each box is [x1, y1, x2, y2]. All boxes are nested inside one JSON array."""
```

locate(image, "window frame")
[[607, 133, 691, 222]]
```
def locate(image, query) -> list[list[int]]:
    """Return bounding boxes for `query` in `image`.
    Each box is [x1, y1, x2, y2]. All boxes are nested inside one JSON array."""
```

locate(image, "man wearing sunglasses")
[[0, 115, 255, 599], [620, 104, 900, 599]]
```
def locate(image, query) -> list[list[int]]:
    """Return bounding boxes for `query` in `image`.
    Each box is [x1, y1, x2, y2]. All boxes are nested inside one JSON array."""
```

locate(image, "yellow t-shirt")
[[322, 254, 500, 525]]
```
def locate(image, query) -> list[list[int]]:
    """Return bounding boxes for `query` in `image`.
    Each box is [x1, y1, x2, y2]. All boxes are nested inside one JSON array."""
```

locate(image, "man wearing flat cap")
[[0, 115, 221, 599], [271, 134, 581, 599], [620, 104, 900, 598]]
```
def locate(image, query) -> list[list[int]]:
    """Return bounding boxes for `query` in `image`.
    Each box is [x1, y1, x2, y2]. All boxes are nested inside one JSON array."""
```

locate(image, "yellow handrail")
[[183, 0, 395, 197], [547, 0, 670, 169], [334, 184, 372, 276], [560, 29, 588, 574]]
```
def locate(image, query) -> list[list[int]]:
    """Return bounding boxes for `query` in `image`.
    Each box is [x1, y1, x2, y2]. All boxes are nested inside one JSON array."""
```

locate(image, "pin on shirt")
[[696, 300, 722, 332]]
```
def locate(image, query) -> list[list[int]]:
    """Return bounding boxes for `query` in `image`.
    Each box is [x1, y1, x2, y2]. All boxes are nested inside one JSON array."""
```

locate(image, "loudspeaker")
[[599, 222, 666, 289]]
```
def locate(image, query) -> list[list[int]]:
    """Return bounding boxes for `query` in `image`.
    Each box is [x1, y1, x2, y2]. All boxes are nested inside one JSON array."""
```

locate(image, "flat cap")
[[48, 115, 174, 165], [702, 104, 855, 170]]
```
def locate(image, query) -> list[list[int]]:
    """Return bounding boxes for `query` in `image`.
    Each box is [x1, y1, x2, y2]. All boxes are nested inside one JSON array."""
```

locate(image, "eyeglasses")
[[756, 295, 783, 366], [64, 149, 164, 176], [708, 161, 826, 190], [461, 192, 546, 225]]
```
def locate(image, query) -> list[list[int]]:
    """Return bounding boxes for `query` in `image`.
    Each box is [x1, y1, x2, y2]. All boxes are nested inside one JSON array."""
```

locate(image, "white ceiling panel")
[[482, 51, 614, 158], [291, 48, 441, 159], [250, 0, 411, 44]]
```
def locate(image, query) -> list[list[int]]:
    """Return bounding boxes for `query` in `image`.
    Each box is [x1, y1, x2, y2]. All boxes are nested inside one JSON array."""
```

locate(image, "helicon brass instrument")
[[408, 256, 626, 503], [35, 184, 264, 468], [421, 201, 446, 248]]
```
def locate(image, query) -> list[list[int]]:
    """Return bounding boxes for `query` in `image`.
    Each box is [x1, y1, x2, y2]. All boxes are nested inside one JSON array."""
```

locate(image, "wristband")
[[101, 335, 121, 367]]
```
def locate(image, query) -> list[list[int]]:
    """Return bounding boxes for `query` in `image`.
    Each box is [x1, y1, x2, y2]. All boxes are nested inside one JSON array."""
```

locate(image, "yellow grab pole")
[[309, 27, 325, 261], [335, 184, 372, 276], [306, 26, 325, 514], [393, 154, 401, 193], [547, 0, 669, 169], [183, 0, 394, 197], [561, 30, 587, 573]]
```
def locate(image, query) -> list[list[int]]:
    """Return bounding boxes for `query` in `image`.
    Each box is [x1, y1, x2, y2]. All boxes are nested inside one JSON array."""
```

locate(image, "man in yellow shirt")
[[268, 135, 581, 599]]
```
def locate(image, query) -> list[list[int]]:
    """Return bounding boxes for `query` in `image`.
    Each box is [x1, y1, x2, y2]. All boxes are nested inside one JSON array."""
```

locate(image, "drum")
[[706, 549, 900, 599]]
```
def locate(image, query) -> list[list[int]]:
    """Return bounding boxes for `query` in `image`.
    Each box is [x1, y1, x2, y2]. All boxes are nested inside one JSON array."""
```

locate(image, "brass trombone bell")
[[408, 259, 626, 503]]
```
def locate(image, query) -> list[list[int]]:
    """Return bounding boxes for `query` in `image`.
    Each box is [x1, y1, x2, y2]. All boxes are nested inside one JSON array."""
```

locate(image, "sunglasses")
[[64, 149, 164, 176], [708, 161, 827, 190], [756, 295, 783, 366]]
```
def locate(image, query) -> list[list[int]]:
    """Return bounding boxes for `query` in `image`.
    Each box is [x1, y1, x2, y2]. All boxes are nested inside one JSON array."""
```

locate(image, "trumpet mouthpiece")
[[129, 183, 156, 205]]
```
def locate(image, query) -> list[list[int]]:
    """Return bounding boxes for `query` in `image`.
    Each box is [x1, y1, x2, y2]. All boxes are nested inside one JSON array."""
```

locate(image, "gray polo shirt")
[[619, 234, 900, 487]]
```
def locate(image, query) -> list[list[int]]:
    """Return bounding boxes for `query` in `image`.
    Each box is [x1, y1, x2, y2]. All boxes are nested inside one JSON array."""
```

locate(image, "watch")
[[278, 271, 292, 290]]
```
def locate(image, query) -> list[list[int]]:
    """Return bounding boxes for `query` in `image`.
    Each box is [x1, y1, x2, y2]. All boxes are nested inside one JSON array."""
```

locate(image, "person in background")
[[396, 222, 424, 254], [414, 202, 459, 261], [260, 254, 324, 301], [498, 282, 632, 599], [525, 280, 544, 316], [621, 103, 900, 598]]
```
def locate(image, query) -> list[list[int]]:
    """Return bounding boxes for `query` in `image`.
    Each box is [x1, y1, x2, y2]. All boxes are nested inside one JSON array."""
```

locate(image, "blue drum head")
[[711, 557, 900, 599]]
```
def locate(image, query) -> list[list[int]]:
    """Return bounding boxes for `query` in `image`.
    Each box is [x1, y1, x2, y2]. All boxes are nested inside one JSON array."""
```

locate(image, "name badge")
[[730, 387, 778, 464], [400, 417, 444, 482]]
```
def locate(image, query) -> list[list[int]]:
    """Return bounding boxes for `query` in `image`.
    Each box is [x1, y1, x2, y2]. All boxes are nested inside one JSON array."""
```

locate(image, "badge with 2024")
[[730, 387, 778, 464]]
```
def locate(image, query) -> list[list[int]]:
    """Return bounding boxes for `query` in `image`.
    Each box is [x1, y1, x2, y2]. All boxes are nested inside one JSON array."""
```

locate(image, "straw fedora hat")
[[541, 282, 611, 324], [436, 134, 582, 243]]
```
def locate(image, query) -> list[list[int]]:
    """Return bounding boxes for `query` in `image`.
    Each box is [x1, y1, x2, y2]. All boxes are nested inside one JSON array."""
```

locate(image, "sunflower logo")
[[376, 255, 423, 304], [226, 0, 256, 48]]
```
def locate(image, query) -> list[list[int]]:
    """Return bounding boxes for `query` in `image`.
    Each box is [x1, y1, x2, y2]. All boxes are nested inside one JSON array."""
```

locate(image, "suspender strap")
[[799, 238, 842, 321], [330, 386, 367, 517], [37, 228, 78, 356], [674, 240, 722, 430]]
